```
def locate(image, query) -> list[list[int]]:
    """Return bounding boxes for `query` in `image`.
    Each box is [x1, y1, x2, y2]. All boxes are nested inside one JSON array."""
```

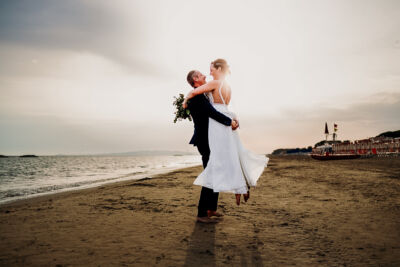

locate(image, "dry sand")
[[1, 156, 400, 266]]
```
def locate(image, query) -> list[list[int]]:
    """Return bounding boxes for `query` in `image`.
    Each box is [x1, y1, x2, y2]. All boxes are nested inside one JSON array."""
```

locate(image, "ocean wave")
[[0, 155, 201, 204]]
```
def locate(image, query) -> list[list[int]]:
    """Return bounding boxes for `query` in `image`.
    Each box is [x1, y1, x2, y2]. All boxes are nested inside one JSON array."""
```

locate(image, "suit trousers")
[[196, 142, 219, 217]]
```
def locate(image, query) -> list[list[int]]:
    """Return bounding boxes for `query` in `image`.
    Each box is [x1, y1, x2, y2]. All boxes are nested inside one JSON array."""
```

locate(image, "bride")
[[183, 58, 268, 205]]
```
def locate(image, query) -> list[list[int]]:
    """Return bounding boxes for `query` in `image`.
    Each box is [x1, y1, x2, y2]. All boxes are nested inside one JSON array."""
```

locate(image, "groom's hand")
[[231, 119, 239, 130]]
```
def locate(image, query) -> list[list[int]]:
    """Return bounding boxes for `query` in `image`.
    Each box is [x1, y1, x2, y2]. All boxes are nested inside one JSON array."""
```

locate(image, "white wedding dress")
[[193, 81, 268, 194]]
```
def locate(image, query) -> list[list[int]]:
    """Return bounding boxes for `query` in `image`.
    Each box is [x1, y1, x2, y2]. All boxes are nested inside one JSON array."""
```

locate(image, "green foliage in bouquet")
[[173, 93, 192, 123]]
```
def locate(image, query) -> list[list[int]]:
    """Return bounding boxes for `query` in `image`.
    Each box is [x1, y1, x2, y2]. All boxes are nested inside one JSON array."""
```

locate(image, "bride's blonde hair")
[[211, 58, 230, 75]]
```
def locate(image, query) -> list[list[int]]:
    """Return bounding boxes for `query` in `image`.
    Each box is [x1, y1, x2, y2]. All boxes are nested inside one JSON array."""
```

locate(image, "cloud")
[[236, 91, 400, 152], [0, 0, 164, 76], [1, 1, 399, 155], [278, 91, 400, 123], [0, 113, 195, 155]]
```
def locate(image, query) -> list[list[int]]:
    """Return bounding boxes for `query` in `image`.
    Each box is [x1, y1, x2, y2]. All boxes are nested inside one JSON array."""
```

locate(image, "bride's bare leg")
[[243, 191, 250, 202], [235, 194, 241, 205]]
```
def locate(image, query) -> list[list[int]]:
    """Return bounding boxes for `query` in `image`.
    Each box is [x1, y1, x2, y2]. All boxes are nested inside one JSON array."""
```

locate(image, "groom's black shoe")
[[197, 216, 219, 223]]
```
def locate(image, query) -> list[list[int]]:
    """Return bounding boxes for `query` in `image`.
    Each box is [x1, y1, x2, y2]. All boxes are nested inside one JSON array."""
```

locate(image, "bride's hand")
[[182, 92, 193, 109], [231, 119, 239, 130]]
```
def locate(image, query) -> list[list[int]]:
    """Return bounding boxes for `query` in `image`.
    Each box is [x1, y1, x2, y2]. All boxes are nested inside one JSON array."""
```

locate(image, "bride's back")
[[212, 81, 231, 105]]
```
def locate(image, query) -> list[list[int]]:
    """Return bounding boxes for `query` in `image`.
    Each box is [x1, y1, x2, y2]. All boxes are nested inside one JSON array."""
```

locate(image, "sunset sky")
[[0, 0, 399, 155]]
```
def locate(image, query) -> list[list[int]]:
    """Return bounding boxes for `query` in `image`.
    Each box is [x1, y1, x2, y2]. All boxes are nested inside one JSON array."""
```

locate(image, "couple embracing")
[[184, 58, 268, 223]]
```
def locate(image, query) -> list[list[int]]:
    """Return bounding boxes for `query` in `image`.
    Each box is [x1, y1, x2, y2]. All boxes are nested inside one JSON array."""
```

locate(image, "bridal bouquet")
[[173, 93, 192, 123]]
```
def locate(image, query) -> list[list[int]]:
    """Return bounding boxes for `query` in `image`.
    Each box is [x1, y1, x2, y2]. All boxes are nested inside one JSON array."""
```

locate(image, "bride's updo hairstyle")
[[211, 58, 231, 75]]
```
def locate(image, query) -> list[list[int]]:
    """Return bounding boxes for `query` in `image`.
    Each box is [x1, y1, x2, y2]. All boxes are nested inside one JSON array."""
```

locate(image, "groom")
[[186, 70, 238, 223]]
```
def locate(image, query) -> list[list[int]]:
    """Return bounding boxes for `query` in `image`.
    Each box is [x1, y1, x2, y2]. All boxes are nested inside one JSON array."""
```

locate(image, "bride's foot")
[[243, 191, 250, 202], [235, 194, 241, 205]]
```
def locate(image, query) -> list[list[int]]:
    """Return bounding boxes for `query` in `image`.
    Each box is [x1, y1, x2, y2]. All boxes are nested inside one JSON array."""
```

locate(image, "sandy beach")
[[1, 155, 400, 266]]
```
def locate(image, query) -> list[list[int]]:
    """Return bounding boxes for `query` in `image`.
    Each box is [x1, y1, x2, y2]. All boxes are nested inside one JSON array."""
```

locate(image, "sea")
[[0, 154, 201, 205]]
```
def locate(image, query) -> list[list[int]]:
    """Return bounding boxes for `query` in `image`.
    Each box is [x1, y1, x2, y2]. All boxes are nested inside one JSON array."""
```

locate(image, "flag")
[[334, 123, 338, 132], [324, 122, 329, 134]]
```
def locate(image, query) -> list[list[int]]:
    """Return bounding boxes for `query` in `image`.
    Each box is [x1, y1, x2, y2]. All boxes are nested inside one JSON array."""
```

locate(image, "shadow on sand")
[[183, 219, 265, 266], [184, 222, 216, 266]]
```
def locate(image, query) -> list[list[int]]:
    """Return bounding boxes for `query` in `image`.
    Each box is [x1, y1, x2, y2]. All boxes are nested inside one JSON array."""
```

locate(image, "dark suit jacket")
[[187, 94, 232, 148]]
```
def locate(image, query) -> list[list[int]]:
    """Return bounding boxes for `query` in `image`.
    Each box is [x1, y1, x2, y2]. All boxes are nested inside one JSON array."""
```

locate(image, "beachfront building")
[[331, 136, 400, 156]]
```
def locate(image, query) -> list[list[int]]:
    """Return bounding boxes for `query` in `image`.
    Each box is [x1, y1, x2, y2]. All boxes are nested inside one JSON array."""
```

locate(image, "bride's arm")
[[182, 80, 219, 108]]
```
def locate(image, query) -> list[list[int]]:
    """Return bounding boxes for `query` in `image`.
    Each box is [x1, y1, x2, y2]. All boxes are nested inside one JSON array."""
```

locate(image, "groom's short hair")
[[187, 70, 197, 88]]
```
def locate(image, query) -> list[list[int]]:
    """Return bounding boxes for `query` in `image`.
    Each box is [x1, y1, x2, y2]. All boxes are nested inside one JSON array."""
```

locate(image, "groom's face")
[[193, 71, 206, 87]]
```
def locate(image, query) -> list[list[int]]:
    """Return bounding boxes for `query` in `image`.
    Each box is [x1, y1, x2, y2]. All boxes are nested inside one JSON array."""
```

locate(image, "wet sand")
[[1, 156, 400, 266]]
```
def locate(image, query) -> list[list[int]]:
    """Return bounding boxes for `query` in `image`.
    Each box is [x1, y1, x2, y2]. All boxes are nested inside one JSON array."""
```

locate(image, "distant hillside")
[[377, 130, 400, 138], [272, 147, 312, 155]]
